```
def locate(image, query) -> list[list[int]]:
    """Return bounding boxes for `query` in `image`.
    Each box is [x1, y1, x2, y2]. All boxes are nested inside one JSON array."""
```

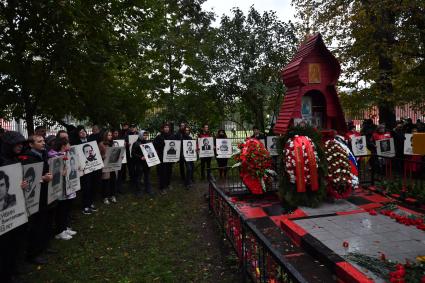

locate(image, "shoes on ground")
[[30, 256, 48, 265], [103, 198, 110, 205], [82, 207, 92, 215], [110, 196, 117, 203], [65, 227, 77, 236], [90, 204, 98, 212], [55, 231, 72, 240]]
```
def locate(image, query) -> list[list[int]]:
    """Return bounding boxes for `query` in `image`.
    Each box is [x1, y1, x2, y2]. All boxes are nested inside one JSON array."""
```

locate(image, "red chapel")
[[274, 33, 346, 135]]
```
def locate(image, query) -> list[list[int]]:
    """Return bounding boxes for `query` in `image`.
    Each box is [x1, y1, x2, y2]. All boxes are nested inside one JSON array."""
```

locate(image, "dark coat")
[[131, 138, 150, 170], [153, 132, 174, 162]]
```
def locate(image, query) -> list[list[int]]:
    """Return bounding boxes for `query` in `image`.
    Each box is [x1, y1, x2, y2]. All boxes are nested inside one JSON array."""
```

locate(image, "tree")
[[211, 7, 298, 131], [292, 0, 425, 128], [0, 0, 153, 133]]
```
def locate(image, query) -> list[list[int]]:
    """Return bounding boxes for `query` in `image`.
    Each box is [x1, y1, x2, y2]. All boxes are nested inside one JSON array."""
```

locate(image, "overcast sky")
[[202, 0, 297, 25]]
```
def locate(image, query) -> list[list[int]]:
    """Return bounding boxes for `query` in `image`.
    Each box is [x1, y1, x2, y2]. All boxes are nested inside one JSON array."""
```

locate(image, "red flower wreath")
[[233, 138, 274, 194]]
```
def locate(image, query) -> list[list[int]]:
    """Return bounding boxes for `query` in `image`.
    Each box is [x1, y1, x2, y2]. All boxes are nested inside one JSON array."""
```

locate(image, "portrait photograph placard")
[[66, 148, 81, 195], [22, 162, 44, 215], [404, 134, 414, 155], [376, 138, 395, 157], [183, 140, 197, 162], [140, 143, 160, 167], [266, 136, 279, 156], [198, 137, 214, 158], [128, 135, 138, 158], [102, 147, 125, 173], [0, 163, 28, 236], [351, 136, 368, 156], [163, 140, 181, 163], [48, 156, 64, 204], [113, 139, 127, 163], [216, 139, 232, 158], [76, 141, 104, 174]]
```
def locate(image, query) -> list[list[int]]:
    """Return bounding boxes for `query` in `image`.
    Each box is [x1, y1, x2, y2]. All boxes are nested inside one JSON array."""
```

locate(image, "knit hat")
[[1, 131, 25, 145]]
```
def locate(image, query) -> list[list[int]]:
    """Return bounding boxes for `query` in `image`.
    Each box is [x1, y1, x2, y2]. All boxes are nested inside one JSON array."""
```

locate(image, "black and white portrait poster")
[[22, 162, 43, 215], [140, 143, 160, 167], [376, 138, 395, 157], [198, 137, 214, 158], [0, 163, 28, 235], [48, 156, 64, 204], [183, 140, 197, 162], [128, 135, 138, 158], [113, 139, 127, 163], [66, 148, 81, 195], [163, 140, 181, 163], [102, 147, 125, 172], [404, 134, 414, 155], [351, 136, 368, 156], [76, 141, 104, 174], [216, 139, 232, 158], [266, 136, 279, 156]]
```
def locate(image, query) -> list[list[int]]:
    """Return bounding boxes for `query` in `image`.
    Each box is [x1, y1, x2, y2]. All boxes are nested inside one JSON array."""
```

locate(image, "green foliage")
[[212, 7, 298, 131], [279, 126, 327, 208], [292, 0, 425, 126]]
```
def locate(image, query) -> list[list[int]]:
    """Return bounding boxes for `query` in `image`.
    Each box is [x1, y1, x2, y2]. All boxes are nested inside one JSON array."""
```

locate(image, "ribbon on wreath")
[[292, 136, 319, 192]]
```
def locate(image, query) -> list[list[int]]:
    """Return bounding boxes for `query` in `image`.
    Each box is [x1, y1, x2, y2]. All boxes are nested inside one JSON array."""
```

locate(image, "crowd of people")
[[0, 121, 236, 283]]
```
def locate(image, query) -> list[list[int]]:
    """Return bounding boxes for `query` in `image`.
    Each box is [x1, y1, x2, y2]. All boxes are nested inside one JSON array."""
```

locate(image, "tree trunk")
[[25, 113, 35, 136]]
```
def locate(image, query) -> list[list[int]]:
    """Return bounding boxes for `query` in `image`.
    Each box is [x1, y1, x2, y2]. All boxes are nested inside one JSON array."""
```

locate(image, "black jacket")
[[131, 138, 149, 169], [153, 132, 174, 162]]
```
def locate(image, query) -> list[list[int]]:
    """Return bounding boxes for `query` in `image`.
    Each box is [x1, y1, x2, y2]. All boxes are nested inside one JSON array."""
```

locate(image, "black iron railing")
[[208, 175, 308, 283]]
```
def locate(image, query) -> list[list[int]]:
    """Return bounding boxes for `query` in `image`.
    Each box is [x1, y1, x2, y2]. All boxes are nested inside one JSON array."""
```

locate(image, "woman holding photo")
[[98, 130, 117, 204], [48, 138, 77, 241]]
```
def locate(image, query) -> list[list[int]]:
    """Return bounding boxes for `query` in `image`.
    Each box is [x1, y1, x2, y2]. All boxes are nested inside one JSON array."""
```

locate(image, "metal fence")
[[208, 175, 309, 283]]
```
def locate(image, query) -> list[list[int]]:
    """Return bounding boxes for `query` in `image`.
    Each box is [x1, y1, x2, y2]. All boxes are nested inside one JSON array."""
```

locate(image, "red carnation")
[[18, 155, 29, 161]]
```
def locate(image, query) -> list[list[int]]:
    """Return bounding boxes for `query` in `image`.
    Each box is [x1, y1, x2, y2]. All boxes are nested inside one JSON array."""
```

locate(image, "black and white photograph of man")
[[219, 139, 229, 152], [186, 141, 194, 155], [52, 158, 62, 187], [83, 144, 97, 162], [167, 141, 177, 155], [201, 138, 211, 150], [380, 139, 390, 152], [0, 170, 16, 211], [23, 167, 37, 199], [69, 157, 78, 179], [144, 145, 155, 158], [108, 147, 122, 164], [270, 137, 277, 150]]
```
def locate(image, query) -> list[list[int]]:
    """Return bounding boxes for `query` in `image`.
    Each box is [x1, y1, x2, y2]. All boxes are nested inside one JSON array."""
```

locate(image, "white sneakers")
[[55, 231, 72, 240], [104, 197, 117, 204], [66, 227, 77, 236], [55, 228, 77, 240]]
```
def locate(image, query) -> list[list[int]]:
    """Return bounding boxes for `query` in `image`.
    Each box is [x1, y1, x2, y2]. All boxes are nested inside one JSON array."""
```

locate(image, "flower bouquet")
[[233, 138, 275, 194]]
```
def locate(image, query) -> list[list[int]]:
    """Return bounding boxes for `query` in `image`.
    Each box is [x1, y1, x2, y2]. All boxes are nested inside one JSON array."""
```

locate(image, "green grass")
[[23, 171, 240, 283]]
